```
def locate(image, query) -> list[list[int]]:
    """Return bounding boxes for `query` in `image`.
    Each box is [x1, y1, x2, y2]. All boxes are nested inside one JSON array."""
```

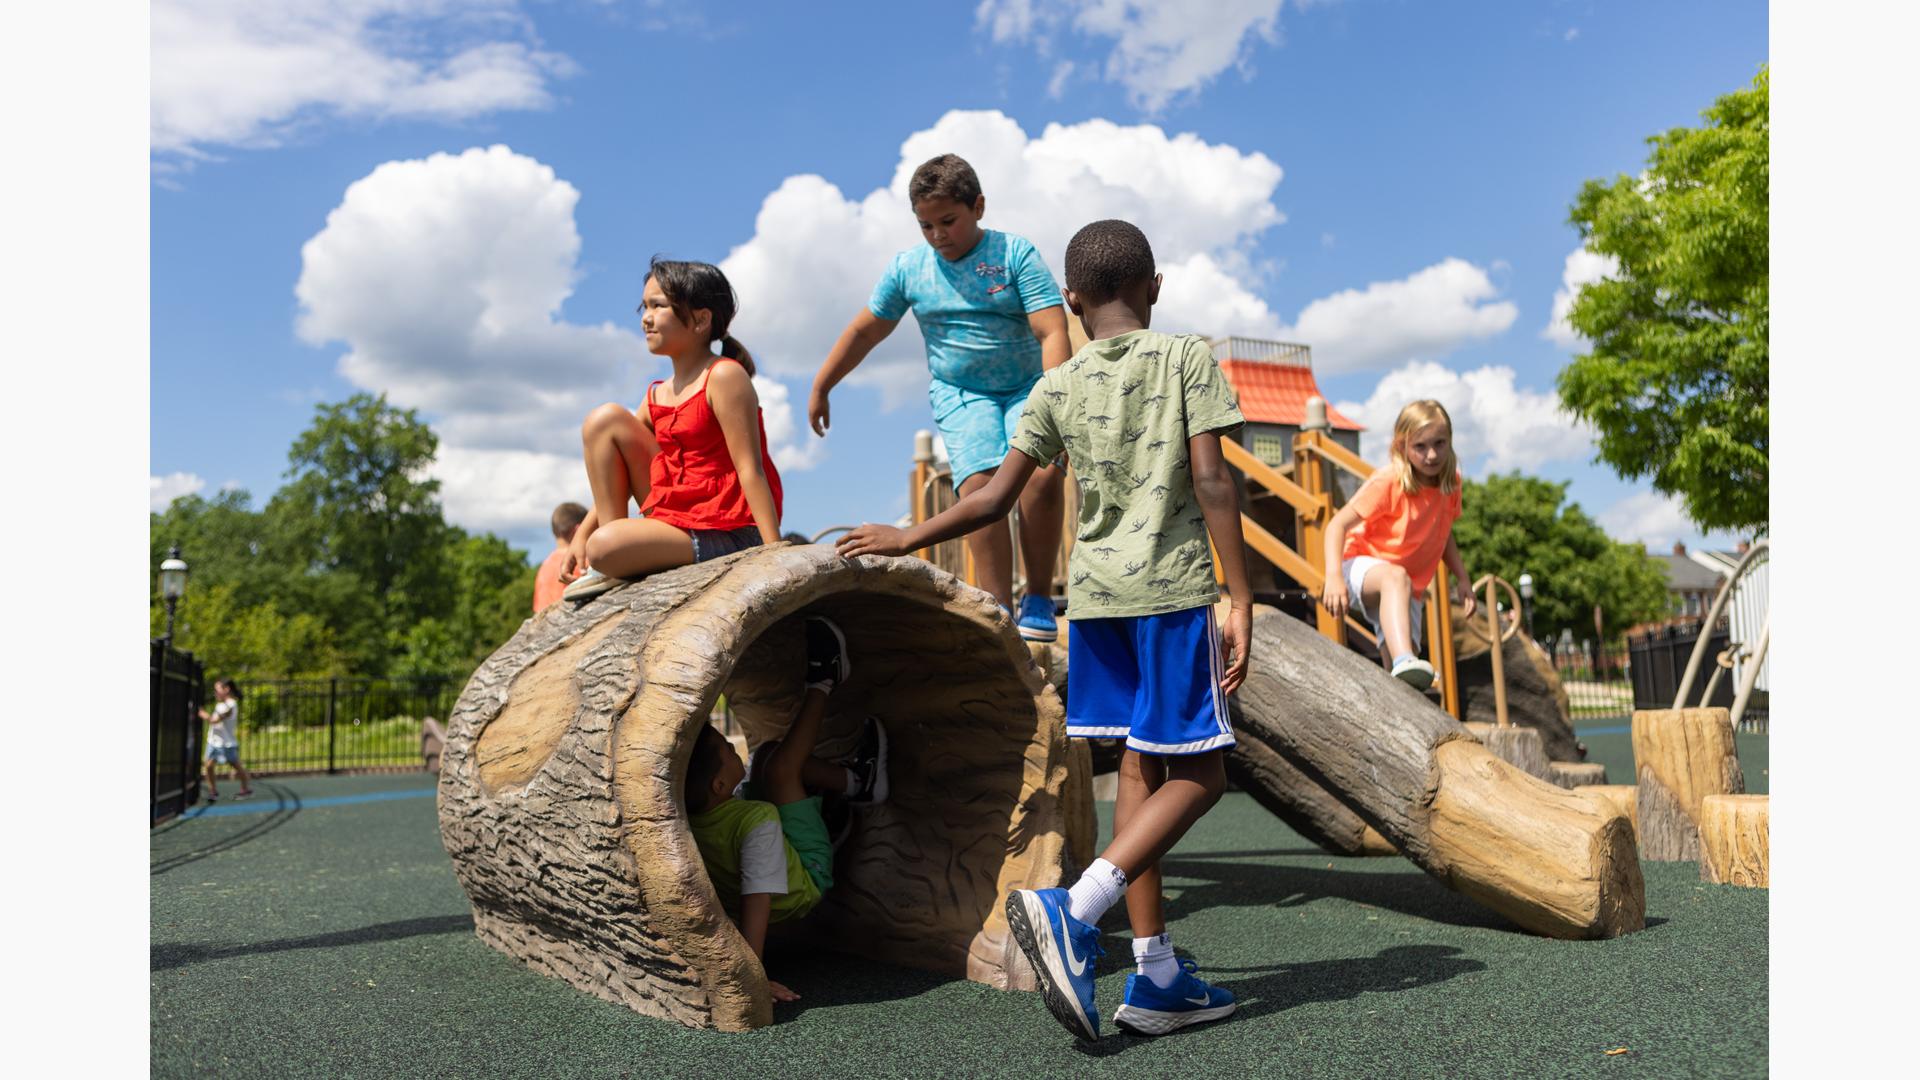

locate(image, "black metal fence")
[[152, 640, 205, 823], [229, 675, 465, 775], [1539, 621, 1768, 733], [1626, 619, 1768, 731]]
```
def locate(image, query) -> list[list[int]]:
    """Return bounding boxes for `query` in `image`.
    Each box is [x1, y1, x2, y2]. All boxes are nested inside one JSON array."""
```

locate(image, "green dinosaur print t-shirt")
[[1011, 329, 1243, 619]]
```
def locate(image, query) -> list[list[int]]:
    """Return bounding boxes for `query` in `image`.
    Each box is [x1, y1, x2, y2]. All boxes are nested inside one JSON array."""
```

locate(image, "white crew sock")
[[1133, 932, 1178, 989], [1391, 652, 1415, 668], [1066, 858, 1128, 925]]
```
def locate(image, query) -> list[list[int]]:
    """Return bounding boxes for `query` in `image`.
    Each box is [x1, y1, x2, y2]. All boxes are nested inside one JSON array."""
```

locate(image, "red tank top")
[[639, 356, 784, 532]]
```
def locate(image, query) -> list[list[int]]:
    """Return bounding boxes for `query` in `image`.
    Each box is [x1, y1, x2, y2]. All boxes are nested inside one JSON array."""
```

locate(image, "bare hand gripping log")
[[1230, 606, 1645, 939], [437, 545, 1092, 1030]]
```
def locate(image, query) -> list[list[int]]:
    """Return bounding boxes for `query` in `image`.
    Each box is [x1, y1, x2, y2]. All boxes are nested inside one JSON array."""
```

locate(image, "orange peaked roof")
[[1210, 337, 1363, 431]]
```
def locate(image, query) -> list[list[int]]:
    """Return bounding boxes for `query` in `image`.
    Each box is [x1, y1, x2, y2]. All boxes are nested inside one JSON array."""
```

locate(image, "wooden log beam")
[[1579, 785, 1639, 841], [1232, 606, 1644, 938], [1699, 794, 1769, 887], [1631, 708, 1744, 861], [1224, 721, 1397, 857], [439, 545, 1083, 1030]]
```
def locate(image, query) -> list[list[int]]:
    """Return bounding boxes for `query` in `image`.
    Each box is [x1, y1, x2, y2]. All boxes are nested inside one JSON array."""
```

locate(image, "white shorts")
[[1342, 556, 1423, 656]]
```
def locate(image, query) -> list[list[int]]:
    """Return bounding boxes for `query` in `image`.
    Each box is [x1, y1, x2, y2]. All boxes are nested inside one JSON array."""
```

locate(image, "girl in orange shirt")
[[1319, 399, 1476, 689]]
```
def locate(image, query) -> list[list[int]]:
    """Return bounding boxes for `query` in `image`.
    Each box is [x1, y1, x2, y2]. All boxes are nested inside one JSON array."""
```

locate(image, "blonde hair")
[[1389, 400, 1460, 496]]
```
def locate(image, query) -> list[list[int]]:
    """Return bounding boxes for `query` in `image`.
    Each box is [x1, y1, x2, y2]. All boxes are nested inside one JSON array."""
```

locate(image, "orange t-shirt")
[[532, 547, 569, 612], [1341, 467, 1463, 593]]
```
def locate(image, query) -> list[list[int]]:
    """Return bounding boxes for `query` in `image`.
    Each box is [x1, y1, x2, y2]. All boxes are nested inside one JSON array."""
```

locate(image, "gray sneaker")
[[1390, 657, 1436, 691], [562, 569, 620, 602]]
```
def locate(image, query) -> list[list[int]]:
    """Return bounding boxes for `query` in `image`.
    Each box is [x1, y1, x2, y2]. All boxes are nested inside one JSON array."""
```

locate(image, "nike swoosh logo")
[[1185, 993, 1211, 1005], [1062, 925, 1088, 977]]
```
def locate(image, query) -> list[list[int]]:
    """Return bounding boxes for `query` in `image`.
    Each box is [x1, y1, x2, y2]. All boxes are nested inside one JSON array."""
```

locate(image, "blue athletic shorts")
[[1065, 605, 1235, 755], [929, 375, 1042, 487], [204, 744, 240, 765]]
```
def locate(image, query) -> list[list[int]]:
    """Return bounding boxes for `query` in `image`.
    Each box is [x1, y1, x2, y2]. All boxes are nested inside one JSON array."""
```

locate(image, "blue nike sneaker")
[[1112, 958, 1237, 1035], [1016, 593, 1059, 643], [1005, 888, 1103, 1041]]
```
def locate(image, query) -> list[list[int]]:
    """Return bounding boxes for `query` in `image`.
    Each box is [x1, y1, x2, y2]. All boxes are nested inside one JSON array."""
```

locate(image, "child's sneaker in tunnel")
[[804, 615, 851, 691], [1016, 594, 1059, 643], [1006, 887, 1103, 1042], [1112, 959, 1236, 1036], [842, 716, 889, 806]]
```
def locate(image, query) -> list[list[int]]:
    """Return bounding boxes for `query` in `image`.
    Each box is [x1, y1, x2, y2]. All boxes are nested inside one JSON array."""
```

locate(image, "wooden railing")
[[1226, 427, 1462, 719], [905, 422, 1464, 718]]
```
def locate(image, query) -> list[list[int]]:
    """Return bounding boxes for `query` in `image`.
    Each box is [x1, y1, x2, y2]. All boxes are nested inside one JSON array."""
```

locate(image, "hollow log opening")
[[439, 546, 1084, 1031]]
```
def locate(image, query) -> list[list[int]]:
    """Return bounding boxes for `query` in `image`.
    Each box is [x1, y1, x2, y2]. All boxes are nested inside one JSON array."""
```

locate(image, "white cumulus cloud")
[[152, 0, 573, 162], [719, 109, 1288, 405], [296, 145, 822, 539], [1596, 489, 1737, 551], [1542, 245, 1620, 348], [1283, 258, 1518, 375], [151, 472, 208, 512], [976, 0, 1292, 112], [1333, 361, 1592, 476]]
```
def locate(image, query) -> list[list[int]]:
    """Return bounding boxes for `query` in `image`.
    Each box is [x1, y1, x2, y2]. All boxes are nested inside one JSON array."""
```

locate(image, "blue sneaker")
[[1112, 959, 1237, 1035], [1005, 888, 1103, 1041], [1016, 594, 1059, 643]]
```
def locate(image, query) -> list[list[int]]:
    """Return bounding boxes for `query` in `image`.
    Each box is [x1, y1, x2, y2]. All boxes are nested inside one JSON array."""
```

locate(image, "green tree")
[[152, 393, 542, 679], [1556, 66, 1768, 533], [1451, 473, 1672, 643], [150, 581, 340, 680], [266, 393, 458, 672]]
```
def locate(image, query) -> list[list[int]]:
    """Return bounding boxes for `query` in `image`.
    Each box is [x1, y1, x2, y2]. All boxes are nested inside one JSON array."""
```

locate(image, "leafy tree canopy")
[[1556, 66, 1768, 533], [152, 394, 538, 681], [1451, 472, 1673, 643]]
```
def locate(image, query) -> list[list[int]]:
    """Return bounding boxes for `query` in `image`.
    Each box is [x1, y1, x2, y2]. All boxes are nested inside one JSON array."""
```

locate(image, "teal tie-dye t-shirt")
[[868, 229, 1065, 395]]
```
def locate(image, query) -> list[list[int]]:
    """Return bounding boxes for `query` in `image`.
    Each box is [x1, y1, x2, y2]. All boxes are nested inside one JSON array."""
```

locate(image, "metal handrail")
[[1471, 574, 1524, 727], [1672, 539, 1770, 710]]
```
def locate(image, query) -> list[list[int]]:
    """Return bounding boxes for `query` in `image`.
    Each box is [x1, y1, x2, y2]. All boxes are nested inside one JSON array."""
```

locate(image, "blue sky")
[[149, 0, 1768, 561]]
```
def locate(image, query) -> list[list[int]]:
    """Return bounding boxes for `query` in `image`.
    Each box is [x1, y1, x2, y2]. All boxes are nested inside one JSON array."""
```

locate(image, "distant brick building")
[[1208, 336, 1365, 466]]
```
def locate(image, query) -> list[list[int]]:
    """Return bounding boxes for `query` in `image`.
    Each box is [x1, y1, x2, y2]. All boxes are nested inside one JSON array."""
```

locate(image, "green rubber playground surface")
[[153, 728, 1768, 1078]]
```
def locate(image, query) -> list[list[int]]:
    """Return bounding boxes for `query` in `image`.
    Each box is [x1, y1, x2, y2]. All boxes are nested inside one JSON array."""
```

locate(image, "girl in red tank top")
[[562, 258, 784, 597]]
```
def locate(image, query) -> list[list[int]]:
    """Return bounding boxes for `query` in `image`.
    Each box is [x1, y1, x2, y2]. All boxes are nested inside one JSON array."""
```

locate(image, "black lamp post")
[[160, 545, 189, 644], [1518, 573, 1536, 642]]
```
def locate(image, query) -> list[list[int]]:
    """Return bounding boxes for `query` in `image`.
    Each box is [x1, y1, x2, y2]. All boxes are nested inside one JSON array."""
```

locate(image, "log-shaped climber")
[[437, 545, 1090, 1030], [1231, 606, 1645, 939]]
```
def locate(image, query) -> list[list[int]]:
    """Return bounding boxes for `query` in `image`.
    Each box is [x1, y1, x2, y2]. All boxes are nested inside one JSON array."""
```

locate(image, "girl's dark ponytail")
[[719, 334, 756, 376], [647, 256, 755, 376]]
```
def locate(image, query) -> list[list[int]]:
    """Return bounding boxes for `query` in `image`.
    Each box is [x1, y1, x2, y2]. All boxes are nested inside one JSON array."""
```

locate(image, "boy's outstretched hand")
[[836, 523, 909, 559], [1221, 605, 1252, 695], [768, 978, 800, 1003]]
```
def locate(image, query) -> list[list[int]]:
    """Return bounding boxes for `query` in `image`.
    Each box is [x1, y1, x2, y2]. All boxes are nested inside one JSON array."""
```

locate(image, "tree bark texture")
[[1698, 794, 1769, 887], [1224, 711, 1397, 856], [1453, 613, 1583, 763], [1550, 762, 1609, 788], [1579, 785, 1638, 841], [438, 545, 1086, 1030], [1233, 606, 1644, 939], [1631, 707, 1745, 862], [1463, 721, 1555, 783]]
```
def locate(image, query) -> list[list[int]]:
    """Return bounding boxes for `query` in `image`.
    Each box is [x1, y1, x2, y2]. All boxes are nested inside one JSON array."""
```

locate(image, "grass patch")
[[240, 716, 425, 772]]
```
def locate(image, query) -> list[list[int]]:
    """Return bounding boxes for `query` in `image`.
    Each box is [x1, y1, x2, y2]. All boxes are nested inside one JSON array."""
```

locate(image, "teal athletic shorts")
[[929, 374, 1043, 487]]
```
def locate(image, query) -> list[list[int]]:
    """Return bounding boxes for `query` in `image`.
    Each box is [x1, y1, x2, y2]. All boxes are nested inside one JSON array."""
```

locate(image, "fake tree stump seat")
[[1631, 707, 1745, 861], [1232, 607, 1645, 939], [437, 545, 1087, 1031]]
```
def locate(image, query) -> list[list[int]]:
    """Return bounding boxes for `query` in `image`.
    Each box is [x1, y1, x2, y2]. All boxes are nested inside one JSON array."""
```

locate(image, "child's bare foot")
[[768, 978, 800, 1002]]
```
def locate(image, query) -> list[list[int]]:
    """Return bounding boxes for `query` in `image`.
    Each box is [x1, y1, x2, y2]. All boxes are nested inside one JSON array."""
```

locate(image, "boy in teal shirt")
[[839, 220, 1253, 1042], [685, 616, 887, 1003], [808, 153, 1071, 641]]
